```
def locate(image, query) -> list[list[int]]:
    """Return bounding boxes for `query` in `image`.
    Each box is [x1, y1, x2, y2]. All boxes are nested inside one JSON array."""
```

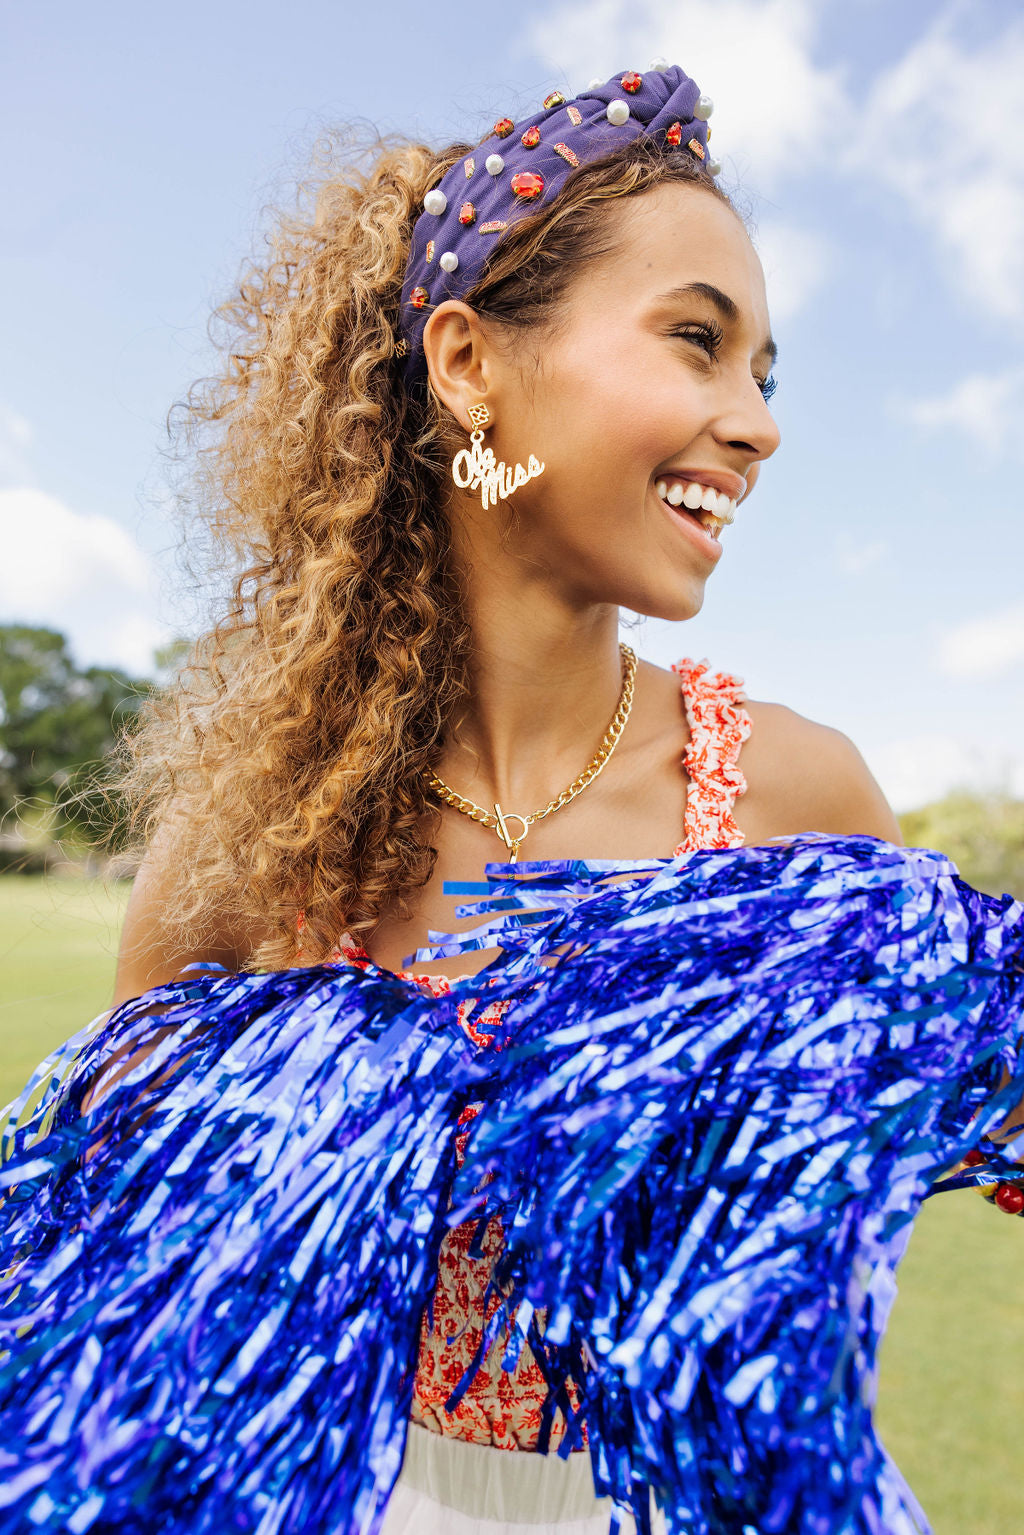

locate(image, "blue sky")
[[2, 0, 1022, 809]]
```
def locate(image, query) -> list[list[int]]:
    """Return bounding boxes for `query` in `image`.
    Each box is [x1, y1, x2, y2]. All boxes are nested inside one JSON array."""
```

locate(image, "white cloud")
[[529, 3, 1024, 329], [846, 11, 1024, 323], [750, 220, 832, 324], [893, 366, 1024, 457], [0, 486, 172, 674], [938, 603, 1024, 680], [528, 0, 846, 192], [864, 732, 1024, 813]]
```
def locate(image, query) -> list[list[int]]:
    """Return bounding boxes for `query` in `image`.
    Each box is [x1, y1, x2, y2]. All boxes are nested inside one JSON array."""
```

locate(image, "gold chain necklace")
[[423, 643, 637, 861]]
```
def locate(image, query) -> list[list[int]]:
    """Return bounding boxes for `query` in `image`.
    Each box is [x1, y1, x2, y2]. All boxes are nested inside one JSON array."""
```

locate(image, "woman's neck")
[[438, 589, 626, 814]]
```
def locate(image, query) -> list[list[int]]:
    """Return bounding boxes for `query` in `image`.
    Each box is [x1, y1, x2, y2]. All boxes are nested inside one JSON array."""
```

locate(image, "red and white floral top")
[[299, 658, 751, 1452]]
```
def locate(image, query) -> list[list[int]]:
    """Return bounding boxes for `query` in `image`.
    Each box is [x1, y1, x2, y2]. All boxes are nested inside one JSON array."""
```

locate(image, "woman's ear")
[[422, 301, 496, 428]]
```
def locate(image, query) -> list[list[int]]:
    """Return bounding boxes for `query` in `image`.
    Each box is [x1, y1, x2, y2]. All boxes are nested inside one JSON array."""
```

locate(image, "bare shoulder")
[[738, 698, 903, 845], [111, 819, 274, 1009], [85, 825, 275, 1121]]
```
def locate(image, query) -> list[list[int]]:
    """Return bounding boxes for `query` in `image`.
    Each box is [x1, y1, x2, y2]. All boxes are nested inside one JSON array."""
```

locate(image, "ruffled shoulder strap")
[[671, 657, 751, 855]]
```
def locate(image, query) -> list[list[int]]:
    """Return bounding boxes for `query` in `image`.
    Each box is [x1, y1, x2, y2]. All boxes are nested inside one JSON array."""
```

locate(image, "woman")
[[1, 63, 1022, 1535]]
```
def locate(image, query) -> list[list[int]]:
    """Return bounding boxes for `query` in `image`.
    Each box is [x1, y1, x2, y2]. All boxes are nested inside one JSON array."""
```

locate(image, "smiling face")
[[430, 180, 781, 622]]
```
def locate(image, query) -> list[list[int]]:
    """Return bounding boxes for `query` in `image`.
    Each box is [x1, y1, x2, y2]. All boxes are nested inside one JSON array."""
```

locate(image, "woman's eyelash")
[[673, 321, 779, 402], [673, 320, 725, 355]]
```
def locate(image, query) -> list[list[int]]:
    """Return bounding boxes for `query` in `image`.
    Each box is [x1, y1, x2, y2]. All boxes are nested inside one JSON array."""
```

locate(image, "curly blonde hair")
[[111, 121, 732, 970]]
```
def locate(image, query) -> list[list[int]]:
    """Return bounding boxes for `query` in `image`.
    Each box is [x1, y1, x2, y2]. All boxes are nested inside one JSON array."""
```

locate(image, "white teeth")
[[657, 475, 739, 528]]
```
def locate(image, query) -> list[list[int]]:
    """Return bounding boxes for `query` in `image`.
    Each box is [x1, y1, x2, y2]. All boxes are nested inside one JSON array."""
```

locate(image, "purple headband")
[[396, 63, 718, 392]]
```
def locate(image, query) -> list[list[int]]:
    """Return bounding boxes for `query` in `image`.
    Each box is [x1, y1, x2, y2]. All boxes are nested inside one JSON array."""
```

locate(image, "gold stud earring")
[[451, 403, 545, 510]]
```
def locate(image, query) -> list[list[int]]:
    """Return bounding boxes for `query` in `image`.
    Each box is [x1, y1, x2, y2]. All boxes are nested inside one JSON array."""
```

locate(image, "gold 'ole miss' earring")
[[451, 403, 545, 510]]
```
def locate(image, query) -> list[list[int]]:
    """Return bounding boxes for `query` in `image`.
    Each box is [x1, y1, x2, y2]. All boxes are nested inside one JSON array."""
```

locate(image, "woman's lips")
[[659, 466, 747, 502], [655, 484, 724, 562]]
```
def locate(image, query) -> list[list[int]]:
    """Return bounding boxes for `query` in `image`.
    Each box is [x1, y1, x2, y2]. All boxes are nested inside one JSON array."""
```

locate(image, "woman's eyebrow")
[[659, 281, 778, 366]]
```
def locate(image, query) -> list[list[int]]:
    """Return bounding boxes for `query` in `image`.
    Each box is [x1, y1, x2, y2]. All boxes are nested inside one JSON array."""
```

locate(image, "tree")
[[0, 625, 154, 864], [899, 790, 1024, 900]]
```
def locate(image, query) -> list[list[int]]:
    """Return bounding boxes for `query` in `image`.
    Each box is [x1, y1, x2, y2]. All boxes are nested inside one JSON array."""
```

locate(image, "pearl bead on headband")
[[396, 62, 719, 391]]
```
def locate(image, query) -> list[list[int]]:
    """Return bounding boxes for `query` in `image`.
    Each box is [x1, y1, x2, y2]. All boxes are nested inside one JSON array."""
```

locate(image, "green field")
[[2, 873, 1022, 1529], [0, 874, 131, 1103]]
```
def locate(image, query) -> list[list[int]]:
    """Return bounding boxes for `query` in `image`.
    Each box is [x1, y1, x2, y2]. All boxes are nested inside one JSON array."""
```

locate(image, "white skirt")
[[380, 1422, 666, 1535]]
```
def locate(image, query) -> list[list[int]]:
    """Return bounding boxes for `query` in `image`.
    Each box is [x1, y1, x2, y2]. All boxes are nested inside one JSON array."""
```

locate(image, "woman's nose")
[[720, 384, 781, 467]]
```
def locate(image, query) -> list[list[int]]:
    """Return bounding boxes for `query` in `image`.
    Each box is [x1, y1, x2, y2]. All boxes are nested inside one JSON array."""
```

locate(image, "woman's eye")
[[673, 323, 778, 402], [673, 321, 724, 357]]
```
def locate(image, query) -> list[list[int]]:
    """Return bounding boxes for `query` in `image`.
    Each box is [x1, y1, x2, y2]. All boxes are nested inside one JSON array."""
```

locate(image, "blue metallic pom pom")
[[0, 835, 1021, 1533]]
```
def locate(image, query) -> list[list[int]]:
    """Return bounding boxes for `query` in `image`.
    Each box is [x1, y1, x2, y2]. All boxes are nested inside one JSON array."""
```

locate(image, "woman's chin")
[[618, 579, 708, 625]]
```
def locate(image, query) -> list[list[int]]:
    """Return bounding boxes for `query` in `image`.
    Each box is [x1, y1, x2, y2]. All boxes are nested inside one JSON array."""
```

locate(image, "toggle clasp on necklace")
[[493, 803, 530, 861]]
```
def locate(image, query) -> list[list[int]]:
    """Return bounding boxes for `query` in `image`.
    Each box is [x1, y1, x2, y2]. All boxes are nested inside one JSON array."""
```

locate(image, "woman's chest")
[[361, 732, 698, 978], [352, 660, 767, 981]]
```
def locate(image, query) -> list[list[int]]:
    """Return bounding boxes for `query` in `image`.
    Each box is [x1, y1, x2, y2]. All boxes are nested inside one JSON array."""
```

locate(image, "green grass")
[[0, 873, 130, 1106], [876, 1191, 1024, 1533], [1, 874, 1022, 1529]]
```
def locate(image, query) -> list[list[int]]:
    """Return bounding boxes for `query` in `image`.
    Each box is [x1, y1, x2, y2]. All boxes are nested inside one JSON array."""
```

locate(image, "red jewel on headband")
[[994, 1182, 1024, 1215], [409, 287, 428, 309], [459, 201, 477, 226], [510, 171, 545, 200], [666, 121, 683, 147], [493, 117, 515, 138], [621, 72, 643, 93], [543, 91, 566, 109], [521, 126, 541, 148], [553, 142, 580, 167], [962, 1149, 988, 1166], [688, 137, 706, 160]]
